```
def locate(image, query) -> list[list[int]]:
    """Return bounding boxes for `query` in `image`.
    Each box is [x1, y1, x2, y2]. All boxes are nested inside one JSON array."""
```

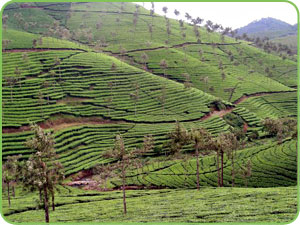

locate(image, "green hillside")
[[1, 2, 298, 224]]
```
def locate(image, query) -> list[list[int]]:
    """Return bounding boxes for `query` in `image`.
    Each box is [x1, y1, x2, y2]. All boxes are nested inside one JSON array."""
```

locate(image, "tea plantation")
[[2, 2, 298, 224]]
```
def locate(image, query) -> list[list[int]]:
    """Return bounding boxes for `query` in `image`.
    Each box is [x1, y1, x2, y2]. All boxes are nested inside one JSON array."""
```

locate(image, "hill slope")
[[2, 2, 297, 180], [236, 17, 297, 39]]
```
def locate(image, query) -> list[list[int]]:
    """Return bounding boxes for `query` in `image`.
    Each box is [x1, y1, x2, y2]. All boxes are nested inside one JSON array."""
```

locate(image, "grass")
[[2, 185, 297, 223], [1, 2, 298, 223]]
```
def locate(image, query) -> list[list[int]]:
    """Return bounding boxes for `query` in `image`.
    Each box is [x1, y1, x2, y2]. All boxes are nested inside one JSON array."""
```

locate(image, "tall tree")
[[213, 132, 238, 187], [2, 155, 22, 207], [162, 6, 168, 16], [103, 135, 132, 215], [190, 128, 213, 190], [24, 124, 64, 223]]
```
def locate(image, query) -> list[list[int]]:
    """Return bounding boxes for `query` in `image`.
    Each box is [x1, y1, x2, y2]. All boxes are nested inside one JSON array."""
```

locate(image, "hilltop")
[[236, 17, 297, 39]]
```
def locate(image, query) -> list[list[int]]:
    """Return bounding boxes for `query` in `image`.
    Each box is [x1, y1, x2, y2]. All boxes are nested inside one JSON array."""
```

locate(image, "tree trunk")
[[221, 151, 224, 187], [43, 184, 50, 223], [39, 187, 42, 203], [196, 148, 200, 191], [216, 150, 220, 187], [122, 162, 127, 215], [51, 191, 55, 211], [231, 151, 235, 187], [12, 184, 15, 197], [7, 182, 11, 207]]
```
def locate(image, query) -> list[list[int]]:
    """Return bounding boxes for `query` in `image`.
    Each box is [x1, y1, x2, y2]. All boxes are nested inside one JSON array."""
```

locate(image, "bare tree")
[[103, 135, 132, 215]]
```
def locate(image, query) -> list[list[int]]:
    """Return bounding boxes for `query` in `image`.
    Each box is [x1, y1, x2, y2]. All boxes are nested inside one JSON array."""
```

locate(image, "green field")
[[2, 2, 298, 224], [2, 186, 297, 223]]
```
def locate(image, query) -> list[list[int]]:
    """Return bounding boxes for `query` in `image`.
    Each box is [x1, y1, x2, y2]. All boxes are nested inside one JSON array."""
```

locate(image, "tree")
[[140, 52, 149, 70], [111, 62, 118, 83], [103, 135, 131, 215], [224, 82, 240, 102], [167, 121, 189, 156], [2, 39, 11, 50], [189, 128, 213, 190], [239, 160, 252, 187], [24, 124, 64, 223], [132, 5, 140, 40], [32, 39, 37, 48], [2, 14, 8, 30], [119, 46, 127, 69], [213, 132, 239, 187], [162, 6, 168, 16], [185, 13, 192, 21], [5, 76, 17, 102], [148, 24, 153, 40], [159, 59, 168, 78], [157, 85, 166, 115], [93, 164, 115, 191], [150, 2, 155, 25], [262, 118, 297, 142], [165, 17, 171, 44], [182, 73, 192, 89], [2, 155, 22, 207], [200, 76, 209, 93], [129, 82, 140, 116], [223, 132, 239, 187], [132, 134, 155, 179]]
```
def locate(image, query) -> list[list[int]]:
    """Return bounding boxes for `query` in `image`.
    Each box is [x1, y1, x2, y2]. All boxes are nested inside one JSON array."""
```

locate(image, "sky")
[[135, 2, 298, 29]]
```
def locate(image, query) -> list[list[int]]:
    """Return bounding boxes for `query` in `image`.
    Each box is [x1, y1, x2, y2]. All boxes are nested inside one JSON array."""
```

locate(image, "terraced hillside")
[[1, 2, 298, 224], [122, 139, 297, 188]]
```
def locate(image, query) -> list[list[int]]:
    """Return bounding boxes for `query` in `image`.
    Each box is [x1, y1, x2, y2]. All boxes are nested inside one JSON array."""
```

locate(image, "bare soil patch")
[[3, 117, 121, 133]]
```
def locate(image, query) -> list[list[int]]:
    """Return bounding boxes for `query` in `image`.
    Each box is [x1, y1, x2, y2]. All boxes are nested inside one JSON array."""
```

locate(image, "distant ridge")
[[236, 17, 297, 39]]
